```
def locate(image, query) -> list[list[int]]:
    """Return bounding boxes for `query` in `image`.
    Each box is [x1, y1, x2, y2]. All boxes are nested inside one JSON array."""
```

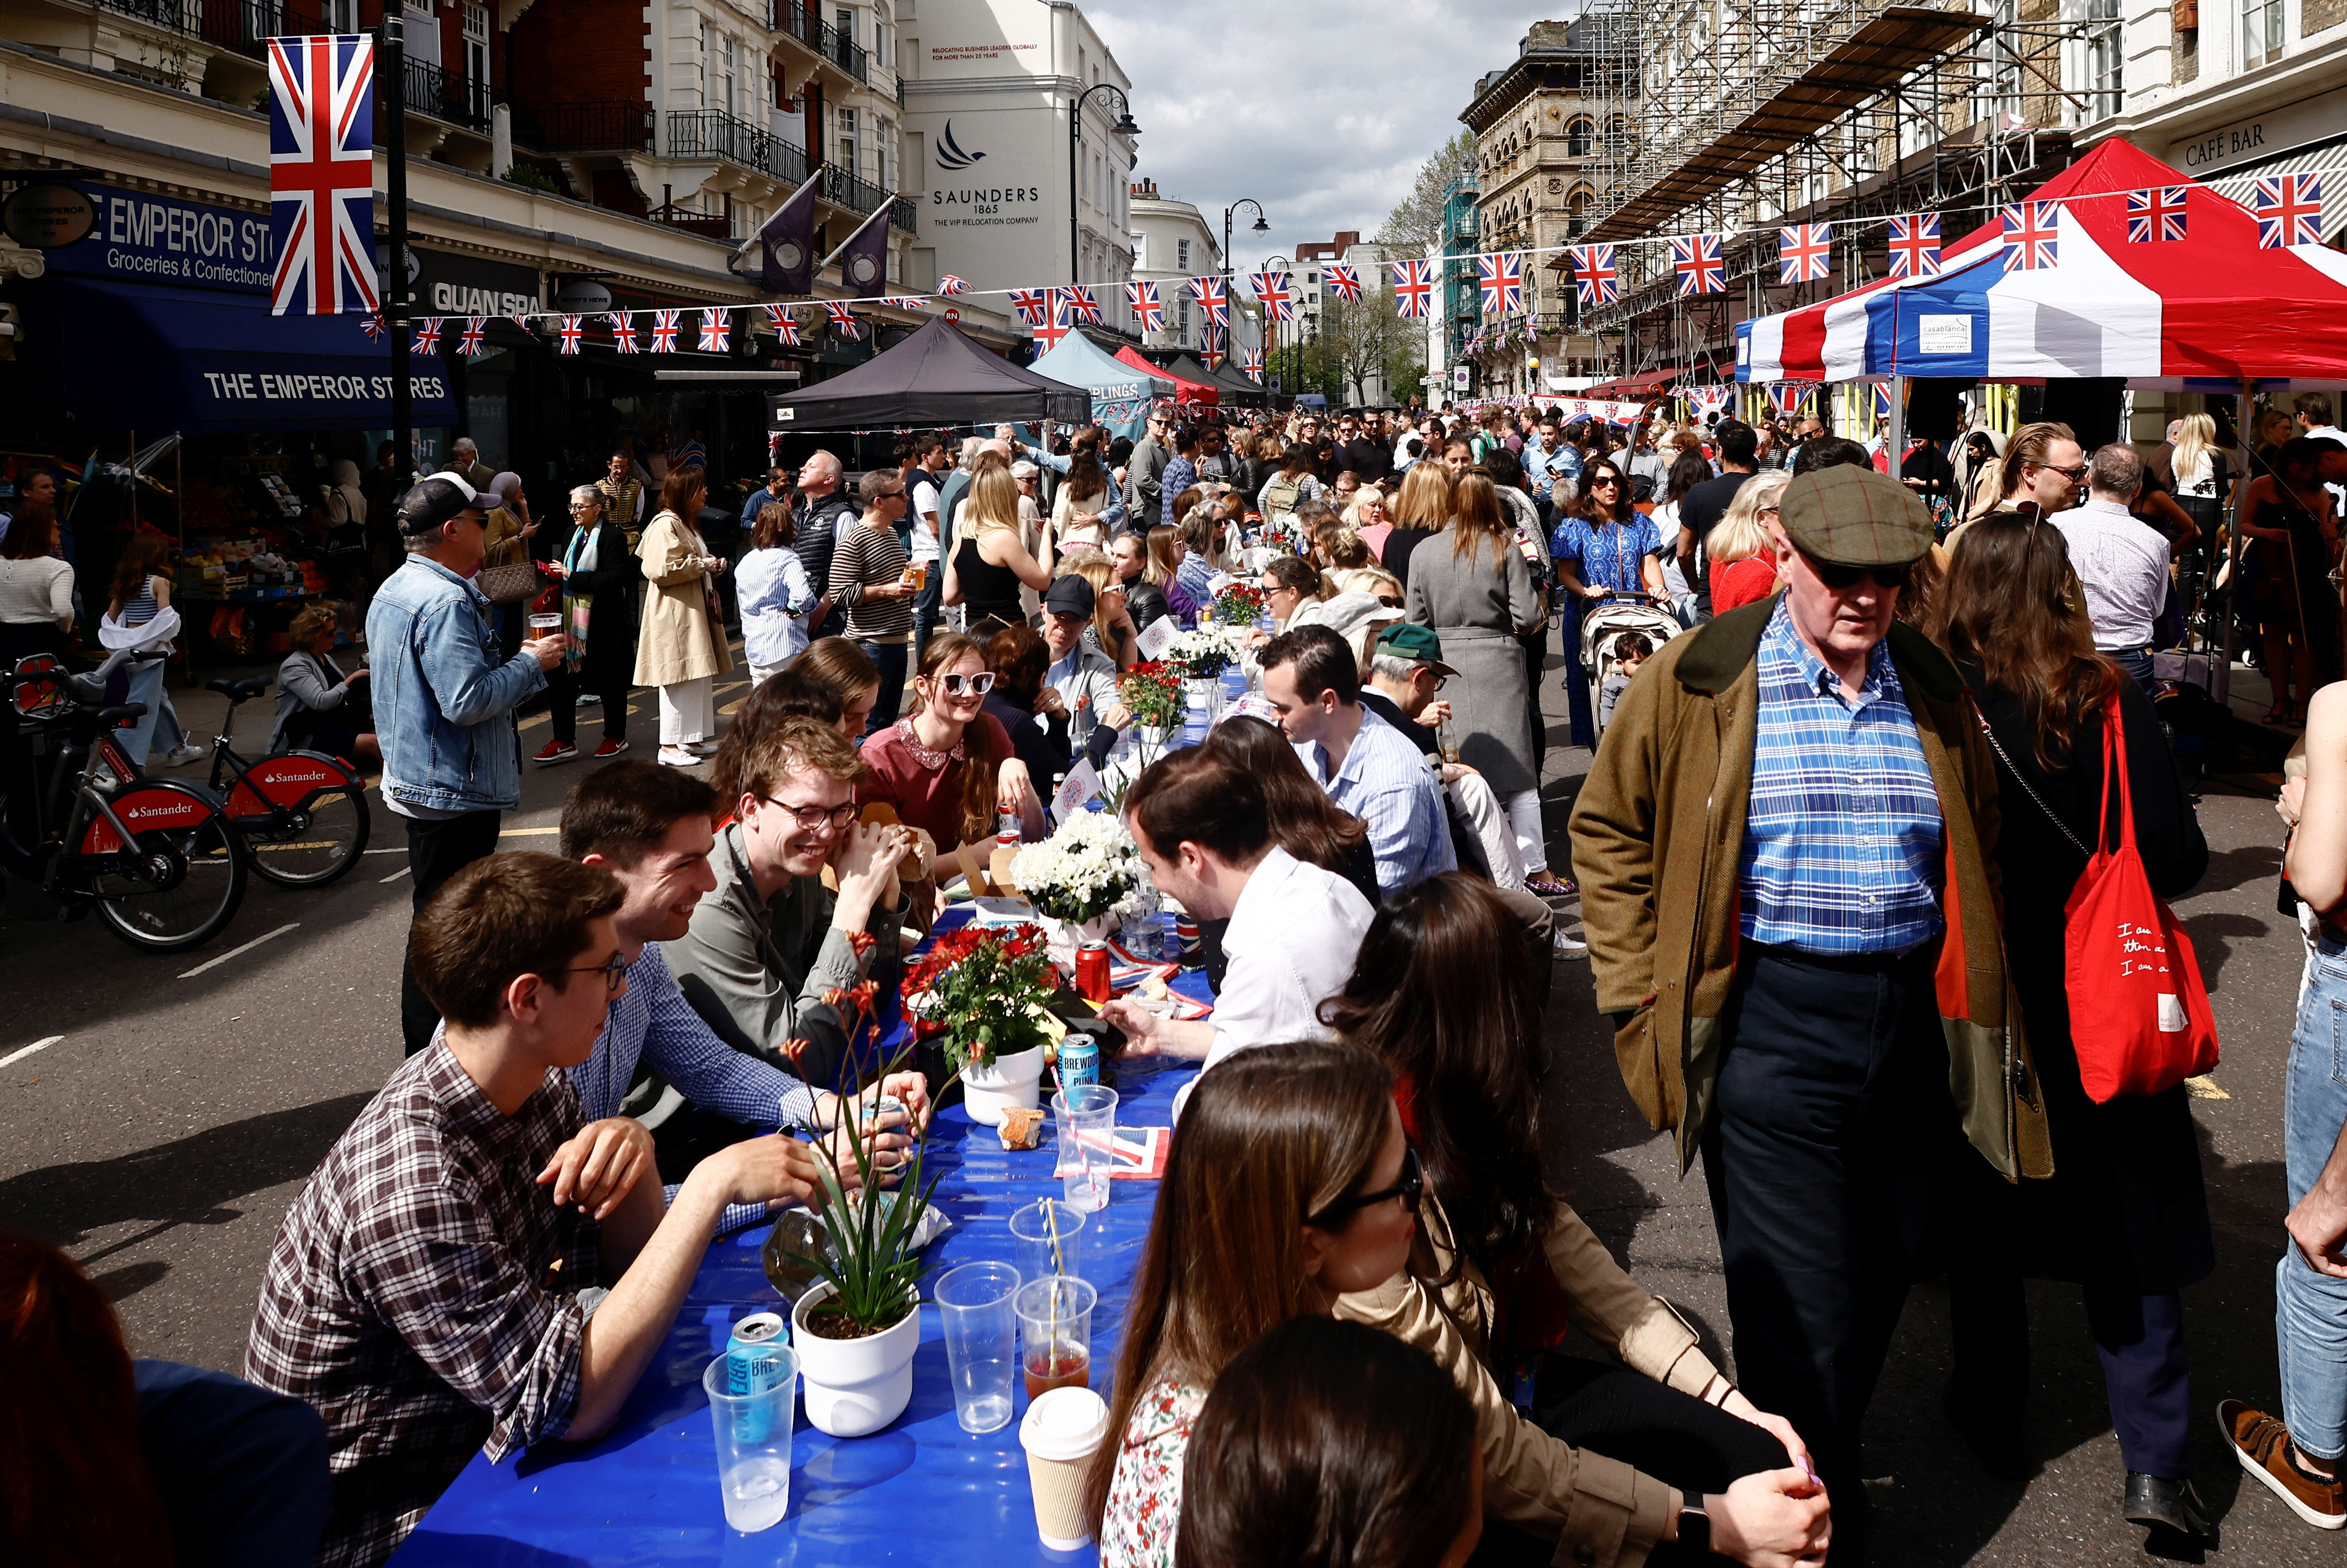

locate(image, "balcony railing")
[[771, 2, 867, 84], [513, 101, 654, 153], [650, 203, 735, 240], [406, 57, 497, 133], [666, 110, 914, 234]]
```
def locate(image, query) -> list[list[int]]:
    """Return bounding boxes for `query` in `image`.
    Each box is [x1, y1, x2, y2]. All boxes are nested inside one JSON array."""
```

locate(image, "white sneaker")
[[161, 743, 204, 766], [1553, 931, 1589, 960], [657, 745, 701, 768]]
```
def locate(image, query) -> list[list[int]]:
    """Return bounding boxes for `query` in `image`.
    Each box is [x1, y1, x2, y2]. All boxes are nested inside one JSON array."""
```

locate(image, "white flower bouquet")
[[1164, 622, 1245, 679], [1008, 811, 1146, 925]]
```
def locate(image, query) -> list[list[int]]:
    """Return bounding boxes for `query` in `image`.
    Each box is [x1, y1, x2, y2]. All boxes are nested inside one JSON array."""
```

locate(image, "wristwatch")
[[1677, 1504, 1711, 1555]]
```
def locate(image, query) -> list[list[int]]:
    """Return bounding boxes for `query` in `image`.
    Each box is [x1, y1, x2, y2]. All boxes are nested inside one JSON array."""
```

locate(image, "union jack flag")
[[1056, 284, 1101, 324], [1671, 233, 1725, 296], [2001, 201, 2060, 270], [937, 275, 971, 296], [1478, 251, 1524, 314], [2126, 186, 2189, 244], [1249, 270, 1294, 322], [1241, 348, 1264, 384], [1873, 382, 1894, 423], [1124, 280, 1164, 332], [1324, 262, 1362, 303], [763, 304, 801, 345], [1190, 274, 1229, 327], [1390, 258, 1436, 317], [826, 301, 861, 339], [649, 310, 681, 352], [2253, 173, 2324, 248], [1886, 214, 1941, 278], [1032, 301, 1072, 351], [1569, 244, 1618, 306], [609, 311, 639, 353], [360, 313, 385, 341], [1200, 320, 1224, 365], [1770, 382, 1814, 418], [880, 295, 928, 310], [457, 316, 486, 356], [411, 316, 442, 354], [1778, 223, 1833, 284], [557, 314, 583, 355], [267, 35, 377, 316], [698, 308, 731, 352], [1009, 288, 1052, 326]]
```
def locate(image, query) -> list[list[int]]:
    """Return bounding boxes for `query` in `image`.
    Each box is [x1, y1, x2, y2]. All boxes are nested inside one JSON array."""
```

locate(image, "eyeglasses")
[[932, 671, 996, 697], [1309, 1147, 1424, 1227], [557, 952, 633, 995], [759, 796, 860, 832], [1806, 556, 1913, 591]]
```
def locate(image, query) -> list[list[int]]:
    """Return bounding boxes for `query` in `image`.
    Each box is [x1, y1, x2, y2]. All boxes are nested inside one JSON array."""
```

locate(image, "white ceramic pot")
[[958, 1043, 1045, 1128], [790, 1281, 921, 1438]]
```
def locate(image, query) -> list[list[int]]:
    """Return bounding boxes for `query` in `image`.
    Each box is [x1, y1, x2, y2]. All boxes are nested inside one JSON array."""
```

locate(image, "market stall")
[[766, 317, 1091, 434], [1027, 334, 1177, 438], [1116, 345, 1218, 406]]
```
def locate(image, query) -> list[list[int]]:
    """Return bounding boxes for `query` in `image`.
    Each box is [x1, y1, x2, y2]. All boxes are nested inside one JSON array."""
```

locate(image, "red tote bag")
[[2063, 699, 2219, 1102]]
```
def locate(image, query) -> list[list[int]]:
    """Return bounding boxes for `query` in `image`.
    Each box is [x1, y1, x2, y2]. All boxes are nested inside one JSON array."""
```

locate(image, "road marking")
[[380, 865, 411, 883], [364, 847, 403, 854], [1, 1035, 61, 1069], [178, 922, 300, 980], [500, 825, 559, 837]]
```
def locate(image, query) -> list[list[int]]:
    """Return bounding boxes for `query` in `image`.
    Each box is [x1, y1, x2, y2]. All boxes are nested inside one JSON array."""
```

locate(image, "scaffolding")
[[1568, 0, 2119, 380]]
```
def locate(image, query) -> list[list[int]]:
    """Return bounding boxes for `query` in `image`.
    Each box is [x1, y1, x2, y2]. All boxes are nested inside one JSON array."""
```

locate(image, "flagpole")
[[818, 198, 897, 272], [382, 11, 411, 486]]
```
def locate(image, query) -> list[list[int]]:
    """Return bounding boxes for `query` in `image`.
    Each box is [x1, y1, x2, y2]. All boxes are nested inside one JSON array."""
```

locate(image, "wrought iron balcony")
[[771, 2, 868, 84], [668, 108, 778, 171], [513, 101, 654, 153], [649, 202, 735, 240], [405, 56, 497, 133]]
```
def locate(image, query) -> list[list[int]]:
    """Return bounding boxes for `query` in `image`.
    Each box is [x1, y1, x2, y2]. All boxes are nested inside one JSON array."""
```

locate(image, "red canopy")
[[1118, 345, 1217, 404]]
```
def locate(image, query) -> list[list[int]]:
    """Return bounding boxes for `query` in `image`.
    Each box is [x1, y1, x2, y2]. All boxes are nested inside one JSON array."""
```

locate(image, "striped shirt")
[[1295, 705, 1455, 899], [829, 522, 913, 642], [1738, 599, 1943, 955]]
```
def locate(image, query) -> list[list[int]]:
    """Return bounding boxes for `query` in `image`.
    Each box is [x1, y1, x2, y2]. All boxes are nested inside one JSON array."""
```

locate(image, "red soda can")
[[1075, 940, 1111, 1003]]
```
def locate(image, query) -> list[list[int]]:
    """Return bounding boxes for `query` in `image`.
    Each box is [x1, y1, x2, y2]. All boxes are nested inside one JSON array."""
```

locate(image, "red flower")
[[781, 1037, 812, 1071], [846, 929, 877, 958]]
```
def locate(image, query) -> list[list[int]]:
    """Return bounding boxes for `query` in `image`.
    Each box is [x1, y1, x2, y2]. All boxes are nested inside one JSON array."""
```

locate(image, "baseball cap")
[[1042, 575, 1095, 617], [1373, 622, 1458, 678], [1778, 465, 1931, 568], [394, 471, 483, 538]]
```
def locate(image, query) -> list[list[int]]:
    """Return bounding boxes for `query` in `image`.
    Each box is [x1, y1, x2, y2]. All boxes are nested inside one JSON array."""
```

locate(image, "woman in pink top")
[[856, 631, 1042, 864], [1705, 469, 1789, 615]]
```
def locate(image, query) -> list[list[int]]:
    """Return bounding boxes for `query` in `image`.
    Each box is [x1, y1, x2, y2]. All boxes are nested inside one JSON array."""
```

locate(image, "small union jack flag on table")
[[1125, 280, 1164, 331], [1009, 288, 1051, 326], [1886, 214, 1940, 278], [1478, 251, 1524, 314], [1672, 233, 1724, 296], [1569, 244, 1617, 306], [2253, 173, 2324, 248], [649, 310, 681, 351], [1324, 262, 1362, 303], [1778, 223, 1832, 284], [609, 311, 639, 353], [457, 316, 486, 356], [698, 308, 730, 352], [267, 34, 377, 316], [763, 304, 800, 345], [937, 275, 971, 296], [2126, 186, 2188, 244], [825, 301, 861, 339], [2001, 201, 2060, 270], [1390, 258, 1435, 317], [557, 314, 583, 354]]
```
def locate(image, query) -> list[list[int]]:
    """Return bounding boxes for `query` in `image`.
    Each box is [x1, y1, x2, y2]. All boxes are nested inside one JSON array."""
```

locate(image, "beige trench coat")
[[633, 508, 734, 687]]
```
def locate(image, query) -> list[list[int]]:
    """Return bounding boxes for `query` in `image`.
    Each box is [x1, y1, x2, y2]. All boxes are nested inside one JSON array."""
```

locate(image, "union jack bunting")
[[1248, 270, 1294, 322], [457, 316, 486, 356], [1478, 251, 1524, 314], [697, 308, 731, 352], [1241, 348, 1264, 384], [360, 313, 385, 341], [411, 317, 442, 354], [1031, 304, 1072, 351], [1200, 320, 1224, 365], [2001, 201, 2060, 270], [1056, 284, 1101, 324], [1770, 383, 1814, 418], [609, 311, 639, 353], [1008, 288, 1052, 326], [557, 314, 583, 354], [1778, 224, 1833, 284], [1190, 274, 1230, 327], [1886, 214, 1941, 278], [2126, 186, 2189, 244], [1324, 263, 1362, 303], [762, 304, 800, 346], [1689, 385, 1731, 417], [825, 301, 861, 339], [2253, 173, 2325, 248], [937, 275, 971, 296], [1124, 280, 1164, 332], [1569, 244, 1618, 306], [1671, 233, 1725, 296], [1873, 382, 1894, 422], [649, 310, 681, 352], [1390, 258, 1436, 317], [267, 35, 377, 316]]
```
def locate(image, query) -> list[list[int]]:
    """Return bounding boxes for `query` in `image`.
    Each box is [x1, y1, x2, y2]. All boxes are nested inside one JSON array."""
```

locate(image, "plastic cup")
[[1052, 1085, 1118, 1214], [934, 1261, 1022, 1435], [702, 1346, 797, 1532], [1008, 1198, 1087, 1283], [1020, 1386, 1110, 1551], [1015, 1274, 1097, 1405], [527, 612, 562, 634]]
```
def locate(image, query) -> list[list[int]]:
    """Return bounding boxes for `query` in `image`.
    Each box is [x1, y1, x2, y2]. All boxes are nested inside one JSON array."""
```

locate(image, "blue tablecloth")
[[392, 924, 1204, 1567]]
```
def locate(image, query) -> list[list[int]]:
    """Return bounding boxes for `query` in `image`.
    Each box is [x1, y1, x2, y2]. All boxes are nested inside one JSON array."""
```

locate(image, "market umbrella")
[[768, 316, 1091, 432]]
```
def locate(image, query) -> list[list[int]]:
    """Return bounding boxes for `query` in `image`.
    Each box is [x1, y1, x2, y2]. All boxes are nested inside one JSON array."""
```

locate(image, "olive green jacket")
[[1566, 597, 2053, 1182]]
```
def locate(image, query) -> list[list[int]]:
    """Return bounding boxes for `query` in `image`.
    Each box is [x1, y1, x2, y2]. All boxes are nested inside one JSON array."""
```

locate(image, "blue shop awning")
[[24, 276, 457, 434]]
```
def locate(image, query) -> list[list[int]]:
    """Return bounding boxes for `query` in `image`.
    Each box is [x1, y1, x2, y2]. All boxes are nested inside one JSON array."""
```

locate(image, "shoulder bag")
[[476, 560, 542, 603]]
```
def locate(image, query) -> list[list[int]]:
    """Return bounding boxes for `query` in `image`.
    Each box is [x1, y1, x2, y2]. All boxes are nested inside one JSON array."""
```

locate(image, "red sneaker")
[[534, 739, 578, 766], [593, 737, 630, 759]]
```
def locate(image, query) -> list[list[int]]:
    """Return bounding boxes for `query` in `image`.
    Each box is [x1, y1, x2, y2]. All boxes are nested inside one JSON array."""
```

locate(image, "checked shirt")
[[1738, 599, 1944, 956]]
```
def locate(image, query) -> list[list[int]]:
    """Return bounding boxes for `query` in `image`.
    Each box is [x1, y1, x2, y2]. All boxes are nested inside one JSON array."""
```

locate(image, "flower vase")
[[958, 1042, 1046, 1128], [1038, 911, 1116, 976]]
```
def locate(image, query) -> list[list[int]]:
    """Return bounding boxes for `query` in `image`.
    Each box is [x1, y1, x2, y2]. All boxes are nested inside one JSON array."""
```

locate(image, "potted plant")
[[1164, 624, 1244, 742], [899, 923, 1059, 1126], [1008, 812, 1145, 972], [1207, 582, 1267, 627]]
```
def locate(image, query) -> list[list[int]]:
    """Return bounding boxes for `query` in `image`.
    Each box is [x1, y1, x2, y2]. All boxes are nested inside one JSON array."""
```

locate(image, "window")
[[2242, 0, 2283, 65], [719, 35, 739, 118], [1178, 296, 1191, 335], [1177, 238, 1191, 270], [461, 0, 488, 113], [837, 8, 854, 44], [2082, 0, 2119, 121], [838, 106, 857, 179], [875, 23, 888, 68], [324, 0, 356, 28]]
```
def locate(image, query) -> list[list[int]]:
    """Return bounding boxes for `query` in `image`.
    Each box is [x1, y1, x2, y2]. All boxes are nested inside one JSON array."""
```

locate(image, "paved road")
[[0, 653, 2337, 1563]]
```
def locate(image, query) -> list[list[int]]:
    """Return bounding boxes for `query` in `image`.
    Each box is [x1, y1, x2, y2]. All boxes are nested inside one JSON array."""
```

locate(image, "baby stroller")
[[1581, 593, 1682, 735]]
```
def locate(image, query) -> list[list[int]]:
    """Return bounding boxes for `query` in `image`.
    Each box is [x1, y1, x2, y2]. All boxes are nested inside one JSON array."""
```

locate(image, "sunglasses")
[[1310, 1146, 1424, 1227], [1588, 476, 1622, 488], [932, 671, 996, 697], [2034, 462, 2090, 482], [1806, 556, 1912, 591], [557, 952, 633, 995]]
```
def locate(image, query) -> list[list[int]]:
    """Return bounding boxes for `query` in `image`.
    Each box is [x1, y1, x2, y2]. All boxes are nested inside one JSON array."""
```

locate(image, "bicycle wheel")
[[245, 783, 370, 887], [89, 812, 247, 953]]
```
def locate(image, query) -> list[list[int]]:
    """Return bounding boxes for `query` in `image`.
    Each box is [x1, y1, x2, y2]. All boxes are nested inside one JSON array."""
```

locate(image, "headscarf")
[[330, 459, 366, 527]]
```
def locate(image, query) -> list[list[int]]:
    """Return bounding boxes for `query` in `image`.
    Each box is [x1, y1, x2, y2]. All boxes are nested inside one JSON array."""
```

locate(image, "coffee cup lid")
[[1020, 1386, 1109, 1462]]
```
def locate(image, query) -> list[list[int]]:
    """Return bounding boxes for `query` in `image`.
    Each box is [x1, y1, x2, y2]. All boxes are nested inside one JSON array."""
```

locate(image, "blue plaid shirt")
[[1738, 600, 1943, 955], [1295, 706, 1454, 899], [1160, 455, 1198, 528]]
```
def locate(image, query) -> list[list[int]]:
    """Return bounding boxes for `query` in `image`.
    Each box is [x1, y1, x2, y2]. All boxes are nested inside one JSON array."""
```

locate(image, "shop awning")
[[24, 276, 457, 434]]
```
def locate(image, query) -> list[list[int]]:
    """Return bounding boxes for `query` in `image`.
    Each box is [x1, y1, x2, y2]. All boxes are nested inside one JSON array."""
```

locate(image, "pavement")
[[1, 640, 2340, 1563]]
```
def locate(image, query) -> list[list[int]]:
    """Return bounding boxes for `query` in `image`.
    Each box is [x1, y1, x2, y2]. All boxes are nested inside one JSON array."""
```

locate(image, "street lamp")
[[1220, 200, 1266, 368], [1258, 253, 1291, 402], [1070, 84, 1139, 298]]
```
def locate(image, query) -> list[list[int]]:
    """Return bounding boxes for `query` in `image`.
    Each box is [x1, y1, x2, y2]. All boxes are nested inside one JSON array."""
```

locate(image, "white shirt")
[[1204, 846, 1375, 1072], [2304, 424, 2346, 509], [2056, 497, 2171, 651], [736, 545, 814, 669], [909, 473, 943, 564]]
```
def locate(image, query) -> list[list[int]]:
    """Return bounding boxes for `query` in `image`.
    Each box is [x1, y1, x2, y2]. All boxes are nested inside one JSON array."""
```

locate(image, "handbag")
[[1982, 693, 2219, 1101], [476, 560, 540, 603]]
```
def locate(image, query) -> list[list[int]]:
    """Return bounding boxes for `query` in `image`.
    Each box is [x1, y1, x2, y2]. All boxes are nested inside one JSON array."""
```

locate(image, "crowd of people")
[[17, 387, 2347, 1568]]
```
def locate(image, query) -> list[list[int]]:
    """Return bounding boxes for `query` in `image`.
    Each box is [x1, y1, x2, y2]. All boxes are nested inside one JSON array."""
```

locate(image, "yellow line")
[[500, 825, 560, 836]]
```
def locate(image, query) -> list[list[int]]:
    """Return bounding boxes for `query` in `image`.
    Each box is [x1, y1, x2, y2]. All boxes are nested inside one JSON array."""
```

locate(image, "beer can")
[[1058, 1031, 1100, 1093], [726, 1311, 791, 1441], [1075, 940, 1111, 1003], [1174, 914, 1200, 965]]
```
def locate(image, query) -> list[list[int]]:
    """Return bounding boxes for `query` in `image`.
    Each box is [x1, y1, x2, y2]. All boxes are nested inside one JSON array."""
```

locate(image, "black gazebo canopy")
[[768, 316, 1091, 432]]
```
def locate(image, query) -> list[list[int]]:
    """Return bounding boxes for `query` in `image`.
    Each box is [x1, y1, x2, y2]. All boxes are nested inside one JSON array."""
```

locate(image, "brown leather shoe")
[[2220, 1399, 2346, 1530]]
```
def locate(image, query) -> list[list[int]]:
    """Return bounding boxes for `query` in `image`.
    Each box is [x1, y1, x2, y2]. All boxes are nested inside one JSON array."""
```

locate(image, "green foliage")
[[782, 1038, 950, 1336], [500, 164, 565, 195]]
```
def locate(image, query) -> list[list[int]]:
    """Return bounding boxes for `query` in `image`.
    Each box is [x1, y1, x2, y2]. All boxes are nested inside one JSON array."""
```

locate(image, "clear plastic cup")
[[527, 611, 562, 635], [1008, 1198, 1087, 1283], [1015, 1275, 1098, 1404], [1052, 1085, 1118, 1213], [933, 1260, 1021, 1435], [702, 1346, 797, 1532]]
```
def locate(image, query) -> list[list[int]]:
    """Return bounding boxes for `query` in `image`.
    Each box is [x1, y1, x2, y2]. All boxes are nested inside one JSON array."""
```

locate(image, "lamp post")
[[1221, 199, 1266, 367], [1258, 253, 1291, 402], [1069, 84, 1138, 298]]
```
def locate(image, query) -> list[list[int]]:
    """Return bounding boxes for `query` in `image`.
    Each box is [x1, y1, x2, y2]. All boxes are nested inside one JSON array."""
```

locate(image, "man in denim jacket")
[[369, 472, 565, 1054]]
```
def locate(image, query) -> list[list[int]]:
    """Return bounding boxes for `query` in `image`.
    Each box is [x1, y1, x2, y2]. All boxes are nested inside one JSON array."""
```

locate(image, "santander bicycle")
[[192, 676, 369, 886], [4, 648, 247, 951]]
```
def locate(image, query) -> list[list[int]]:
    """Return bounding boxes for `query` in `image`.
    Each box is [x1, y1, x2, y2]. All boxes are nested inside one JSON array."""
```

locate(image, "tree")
[[1312, 291, 1420, 406], [1378, 130, 1475, 261]]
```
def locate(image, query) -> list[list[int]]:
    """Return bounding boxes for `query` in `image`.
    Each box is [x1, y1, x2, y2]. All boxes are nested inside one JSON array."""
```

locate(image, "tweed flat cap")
[[1779, 465, 1932, 567]]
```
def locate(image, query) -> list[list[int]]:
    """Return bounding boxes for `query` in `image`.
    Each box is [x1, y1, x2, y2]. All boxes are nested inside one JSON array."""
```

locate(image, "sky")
[[1084, 0, 1577, 269]]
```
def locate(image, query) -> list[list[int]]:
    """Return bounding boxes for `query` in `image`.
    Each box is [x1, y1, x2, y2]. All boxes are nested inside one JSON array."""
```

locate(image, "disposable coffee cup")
[[1018, 1385, 1109, 1551]]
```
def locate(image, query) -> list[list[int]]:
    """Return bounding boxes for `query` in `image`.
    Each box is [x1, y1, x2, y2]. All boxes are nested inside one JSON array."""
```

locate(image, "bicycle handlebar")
[[63, 648, 136, 707]]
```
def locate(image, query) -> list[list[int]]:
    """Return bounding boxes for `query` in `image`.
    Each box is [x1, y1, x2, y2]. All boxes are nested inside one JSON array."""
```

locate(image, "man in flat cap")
[[1569, 464, 2048, 1566]]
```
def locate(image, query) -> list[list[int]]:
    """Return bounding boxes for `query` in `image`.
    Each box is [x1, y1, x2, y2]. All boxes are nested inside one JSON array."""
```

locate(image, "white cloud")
[[1084, 0, 1572, 268]]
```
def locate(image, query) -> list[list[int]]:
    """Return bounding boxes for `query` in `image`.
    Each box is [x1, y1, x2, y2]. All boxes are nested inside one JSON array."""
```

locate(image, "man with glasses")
[[666, 717, 914, 1091], [829, 468, 919, 737], [1038, 576, 1128, 768], [1572, 464, 2040, 1568], [1945, 421, 2085, 557], [1127, 410, 1173, 533]]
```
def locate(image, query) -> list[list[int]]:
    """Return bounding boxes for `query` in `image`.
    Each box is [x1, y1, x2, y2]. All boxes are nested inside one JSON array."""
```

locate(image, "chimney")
[[1130, 176, 1158, 199]]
